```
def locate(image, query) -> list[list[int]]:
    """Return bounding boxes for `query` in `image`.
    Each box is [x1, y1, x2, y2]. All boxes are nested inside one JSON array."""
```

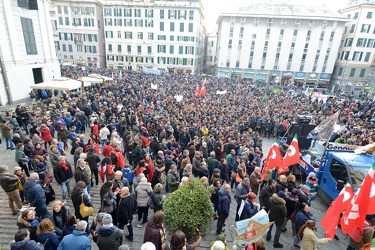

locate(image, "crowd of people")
[[0, 67, 375, 250]]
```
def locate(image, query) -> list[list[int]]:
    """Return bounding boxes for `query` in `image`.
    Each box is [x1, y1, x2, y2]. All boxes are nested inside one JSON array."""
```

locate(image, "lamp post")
[[369, 66, 375, 99]]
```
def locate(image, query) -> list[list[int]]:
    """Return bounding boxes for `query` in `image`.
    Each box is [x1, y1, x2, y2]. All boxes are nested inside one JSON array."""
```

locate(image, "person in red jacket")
[[110, 144, 125, 171], [40, 124, 53, 149], [102, 141, 113, 157]]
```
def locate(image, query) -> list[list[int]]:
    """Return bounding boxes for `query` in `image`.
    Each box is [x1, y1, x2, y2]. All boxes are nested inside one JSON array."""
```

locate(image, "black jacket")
[[259, 186, 276, 210], [268, 194, 287, 225], [117, 193, 137, 225], [53, 163, 73, 184], [72, 191, 92, 220], [86, 152, 101, 171]]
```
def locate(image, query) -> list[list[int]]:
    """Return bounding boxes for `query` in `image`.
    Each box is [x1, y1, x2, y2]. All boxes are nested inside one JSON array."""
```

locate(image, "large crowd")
[[0, 67, 375, 250]]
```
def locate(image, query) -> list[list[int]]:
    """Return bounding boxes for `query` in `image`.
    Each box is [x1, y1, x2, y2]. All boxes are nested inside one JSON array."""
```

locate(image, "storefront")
[[243, 70, 254, 81], [256, 70, 267, 82], [294, 72, 306, 87]]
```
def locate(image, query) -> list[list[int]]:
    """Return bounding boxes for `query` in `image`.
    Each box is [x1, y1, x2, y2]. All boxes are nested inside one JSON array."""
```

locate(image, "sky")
[[201, 0, 349, 32]]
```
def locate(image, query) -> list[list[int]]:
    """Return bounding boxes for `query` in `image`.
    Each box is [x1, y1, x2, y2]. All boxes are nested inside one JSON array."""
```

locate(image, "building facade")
[[102, 0, 205, 74], [204, 33, 217, 75], [216, 3, 347, 86], [0, 0, 60, 105], [50, 0, 105, 68], [330, 0, 375, 95]]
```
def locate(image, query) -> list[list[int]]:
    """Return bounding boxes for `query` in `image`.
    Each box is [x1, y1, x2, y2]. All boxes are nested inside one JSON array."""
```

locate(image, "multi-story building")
[[50, 0, 105, 67], [204, 33, 217, 75], [0, 0, 60, 105], [216, 3, 348, 86], [102, 0, 205, 74], [330, 0, 375, 95]]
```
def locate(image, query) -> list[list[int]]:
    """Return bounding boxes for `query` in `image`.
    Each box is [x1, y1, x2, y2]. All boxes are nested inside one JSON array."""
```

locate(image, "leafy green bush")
[[164, 178, 215, 243]]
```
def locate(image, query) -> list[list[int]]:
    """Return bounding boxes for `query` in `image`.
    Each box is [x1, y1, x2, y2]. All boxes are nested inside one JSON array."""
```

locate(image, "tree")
[[164, 179, 214, 243]]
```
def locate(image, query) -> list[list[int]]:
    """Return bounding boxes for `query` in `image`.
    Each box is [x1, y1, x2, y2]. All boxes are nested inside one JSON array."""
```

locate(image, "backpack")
[[41, 90, 48, 98], [42, 183, 55, 206], [147, 191, 155, 209]]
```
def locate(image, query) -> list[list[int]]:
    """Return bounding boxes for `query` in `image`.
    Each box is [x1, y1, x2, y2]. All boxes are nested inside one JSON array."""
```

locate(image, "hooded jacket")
[[36, 232, 60, 250], [57, 230, 91, 250], [24, 180, 46, 207], [0, 172, 19, 192], [135, 181, 152, 207], [268, 193, 287, 225], [40, 126, 53, 143], [11, 239, 44, 250], [97, 225, 124, 250], [17, 214, 39, 241]]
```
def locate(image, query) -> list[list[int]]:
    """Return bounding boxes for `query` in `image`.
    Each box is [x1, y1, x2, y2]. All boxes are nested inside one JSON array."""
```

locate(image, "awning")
[[30, 77, 82, 91], [80, 77, 104, 84], [87, 74, 113, 81]]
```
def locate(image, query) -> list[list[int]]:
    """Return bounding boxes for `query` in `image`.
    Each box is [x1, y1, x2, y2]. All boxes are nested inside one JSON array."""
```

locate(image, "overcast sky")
[[201, 0, 349, 32]]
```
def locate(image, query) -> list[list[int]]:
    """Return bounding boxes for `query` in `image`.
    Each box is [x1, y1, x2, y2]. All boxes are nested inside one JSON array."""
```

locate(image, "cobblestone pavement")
[[0, 126, 350, 249]]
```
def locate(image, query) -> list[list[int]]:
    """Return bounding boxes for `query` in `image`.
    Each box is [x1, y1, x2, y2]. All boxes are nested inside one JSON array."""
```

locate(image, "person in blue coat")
[[11, 228, 44, 250], [216, 184, 231, 235], [239, 192, 260, 220], [24, 173, 50, 219], [36, 218, 60, 250], [293, 202, 316, 249], [57, 221, 91, 250]]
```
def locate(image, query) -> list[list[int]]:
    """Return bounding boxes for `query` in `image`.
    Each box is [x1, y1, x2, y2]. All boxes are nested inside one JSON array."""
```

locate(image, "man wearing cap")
[[266, 191, 287, 248], [298, 185, 312, 207], [97, 214, 124, 250], [234, 177, 250, 221], [250, 167, 261, 195], [0, 165, 22, 215], [259, 179, 276, 212]]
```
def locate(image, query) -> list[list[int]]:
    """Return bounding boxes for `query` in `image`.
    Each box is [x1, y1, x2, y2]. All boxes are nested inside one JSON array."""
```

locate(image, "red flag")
[[321, 183, 354, 238], [261, 139, 283, 180], [278, 134, 300, 174], [194, 85, 200, 96], [198, 77, 207, 96], [341, 163, 375, 234]]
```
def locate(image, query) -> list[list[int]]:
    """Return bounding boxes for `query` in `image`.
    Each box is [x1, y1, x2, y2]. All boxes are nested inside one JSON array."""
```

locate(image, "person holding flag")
[[278, 134, 300, 175]]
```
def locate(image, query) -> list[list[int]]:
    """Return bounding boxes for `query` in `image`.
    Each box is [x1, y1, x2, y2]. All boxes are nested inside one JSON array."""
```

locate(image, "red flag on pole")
[[321, 183, 354, 238], [194, 84, 200, 96], [261, 139, 283, 181], [198, 77, 207, 96], [278, 134, 300, 174], [341, 163, 375, 234]]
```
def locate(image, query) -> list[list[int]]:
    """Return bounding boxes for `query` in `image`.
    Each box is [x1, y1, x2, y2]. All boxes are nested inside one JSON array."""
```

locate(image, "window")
[[137, 46, 141, 53], [117, 31, 121, 39], [104, 8, 112, 16], [135, 19, 143, 27], [57, 6, 62, 14], [105, 18, 112, 26], [83, 18, 94, 27], [65, 17, 70, 25], [338, 67, 343, 76], [367, 12, 373, 19], [118, 44, 122, 52], [228, 39, 232, 48], [145, 9, 153, 18], [364, 52, 371, 62], [135, 9, 141, 17], [293, 29, 298, 36], [188, 23, 193, 32], [137, 32, 143, 39], [114, 19, 122, 26], [345, 38, 353, 46], [350, 24, 355, 33], [58, 17, 63, 25], [68, 44, 72, 52], [169, 45, 174, 54], [353, 12, 359, 19], [361, 24, 371, 33], [105, 31, 113, 38], [356, 38, 366, 47], [179, 46, 183, 54], [148, 46, 152, 54], [349, 68, 356, 77], [170, 22, 175, 31], [125, 32, 132, 39], [359, 69, 366, 77], [114, 8, 122, 17], [148, 33, 153, 40], [367, 39, 375, 48], [352, 51, 363, 61], [18, 0, 38, 10], [157, 35, 166, 40], [62, 44, 66, 52], [329, 160, 348, 183], [160, 22, 164, 31], [157, 45, 166, 53], [127, 45, 131, 52], [267, 18, 272, 26], [180, 23, 184, 32], [146, 20, 153, 27], [21, 18, 37, 55], [189, 10, 194, 20], [124, 9, 132, 17], [108, 44, 112, 52], [170, 35, 174, 41], [160, 10, 164, 19]]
